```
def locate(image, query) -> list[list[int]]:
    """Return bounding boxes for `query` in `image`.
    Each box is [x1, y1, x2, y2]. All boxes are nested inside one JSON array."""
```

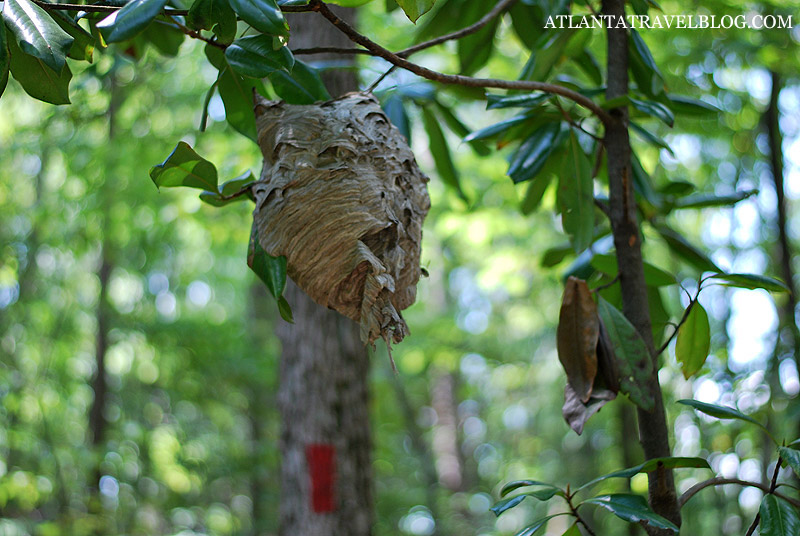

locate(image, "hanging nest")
[[252, 92, 431, 349]]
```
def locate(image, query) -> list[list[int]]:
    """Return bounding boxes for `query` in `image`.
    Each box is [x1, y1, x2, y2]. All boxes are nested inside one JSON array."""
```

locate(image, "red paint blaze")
[[306, 443, 336, 513]]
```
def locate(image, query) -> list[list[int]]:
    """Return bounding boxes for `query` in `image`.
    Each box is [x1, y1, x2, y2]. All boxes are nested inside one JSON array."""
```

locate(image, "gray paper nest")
[[252, 92, 431, 348]]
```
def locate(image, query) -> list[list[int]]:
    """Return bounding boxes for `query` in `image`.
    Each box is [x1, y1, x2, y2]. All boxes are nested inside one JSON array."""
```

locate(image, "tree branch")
[[679, 476, 800, 509], [31, 0, 314, 15], [396, 0, 517, 57], [309, 0, 612, 123], [33, 0, 189, 14]]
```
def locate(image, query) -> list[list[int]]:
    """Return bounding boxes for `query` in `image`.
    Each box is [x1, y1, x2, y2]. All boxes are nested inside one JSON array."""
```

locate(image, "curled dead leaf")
[[562, 383, 616, 435], [557, 276, 599, 403]]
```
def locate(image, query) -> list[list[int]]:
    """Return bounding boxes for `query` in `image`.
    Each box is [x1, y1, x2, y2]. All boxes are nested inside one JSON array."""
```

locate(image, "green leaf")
[[421, 106, 466, 202], [521, 172, 553, 215], [675, 302, 710, 379], [277, 295, 293, 323], [667, 95, 719, 117], [382, 93, 410, 142], [49, 11, 95, 62], [268, 59, 330, 104], [187, 0, 235, 31], [628, 29, 664, 98], [557, 130, 593, 252], [7, 35, 71, 104], [541, 244, 572, 268], [486, 92, 550, 110], [247, 223, 286, 301], [150, 141, 219, 191], [3, 0, 73, 72], [573, 48, 602, 85], [226, 35, 294, 78], [199, 170, 256, 206], [248, 222, 293, 322], [139, 20, 184, 56], [591, 254, 675, 287], [579, 457, 710, 492], [659, 180, 695, 197], [596, 297, 654, 410], [433, 99, 489, 155], [396, 0, 435, 22], [561, 524, 581, 536], [672, 190, 757, 209], [0, 18, 10, 98], [630, 97, 674, 127], [512, 514, 567, 536], [779, 446, 800, 478], [97, 0, 169, 43], [656, 226, 720, 273], [491, 489, 559, 517], [630, 121, 674, 156], [508, 122, 562, 184], [521, 30, 576, 82], [463, 112, 533, 143], [458, 17, 497, 76], [583, 494, 678, 532], [759, 494, 800, 536], [229, 0, 289, 36], [217, 65, 258, 140], [500, 480, 561, 498], [709, 273, 789, 293], [677, 399, 770, 435]]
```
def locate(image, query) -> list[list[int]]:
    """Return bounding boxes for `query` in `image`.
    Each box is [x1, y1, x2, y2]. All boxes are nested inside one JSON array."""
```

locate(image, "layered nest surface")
[[252, 92, 430, 347]]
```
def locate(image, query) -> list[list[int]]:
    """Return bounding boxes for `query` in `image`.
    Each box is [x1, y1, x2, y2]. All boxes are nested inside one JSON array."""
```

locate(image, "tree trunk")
[[602, 0, 680, 532], [275, 8, 373, 536]]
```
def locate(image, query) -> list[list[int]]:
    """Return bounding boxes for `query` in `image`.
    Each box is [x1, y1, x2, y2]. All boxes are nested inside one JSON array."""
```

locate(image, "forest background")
[[1, 0, 800, 534]]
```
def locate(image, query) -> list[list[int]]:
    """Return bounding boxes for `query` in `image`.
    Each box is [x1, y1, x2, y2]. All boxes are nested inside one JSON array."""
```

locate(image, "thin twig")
[[554, 97, 602, 141], [593, 274, 619, 293], [309, 0, 613, 124], [168, 16, 226, 49], [365, 65, 397, 93], [292, 46, 373, 55], [744, 457, 784, 536], [679, 475, 800, 509], [565, 491, 598, 536], [591, 143, 605, 178], [396, 0, 518, 57], [744, 514, 760, 536], [594, 197, 610, 218], [655, 285, 700, 356]]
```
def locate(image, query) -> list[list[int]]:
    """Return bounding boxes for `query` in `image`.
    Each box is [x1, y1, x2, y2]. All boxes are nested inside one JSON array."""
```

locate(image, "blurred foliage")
[[0, 0, 800, 534]]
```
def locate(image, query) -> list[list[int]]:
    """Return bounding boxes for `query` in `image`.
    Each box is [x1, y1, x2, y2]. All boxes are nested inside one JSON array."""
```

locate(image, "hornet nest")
[[252, 92, 431, 349]]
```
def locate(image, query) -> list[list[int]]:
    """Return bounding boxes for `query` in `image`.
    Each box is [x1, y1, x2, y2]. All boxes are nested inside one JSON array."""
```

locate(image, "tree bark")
[[275, 8, 373, 536], [602, 0, 680, 532]]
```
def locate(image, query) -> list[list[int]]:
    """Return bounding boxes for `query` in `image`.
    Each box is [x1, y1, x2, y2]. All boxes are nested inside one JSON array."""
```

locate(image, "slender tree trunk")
[[602, 0, 680, 531], [765, 72, 799, 369], [392, 375, 441, 535], [275, 8, 373, 535], [88, 76, 120, 529], [764, 71, 800, 449]]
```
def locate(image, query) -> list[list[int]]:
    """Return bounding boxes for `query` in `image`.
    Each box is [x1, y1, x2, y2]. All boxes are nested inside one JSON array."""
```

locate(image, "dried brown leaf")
[[562, 383, 616, 435], [557, 276, 599, 403]]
